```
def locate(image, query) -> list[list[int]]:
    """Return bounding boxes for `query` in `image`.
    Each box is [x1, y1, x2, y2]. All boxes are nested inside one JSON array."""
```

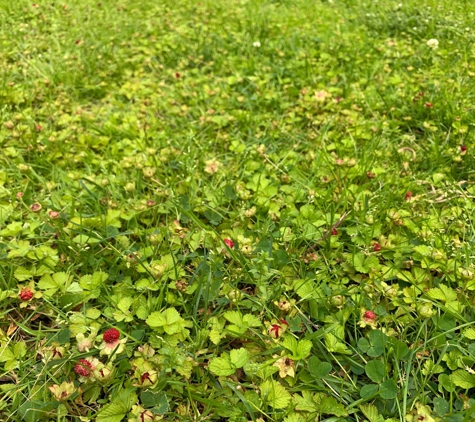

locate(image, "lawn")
[[1, 0, 475, 420]]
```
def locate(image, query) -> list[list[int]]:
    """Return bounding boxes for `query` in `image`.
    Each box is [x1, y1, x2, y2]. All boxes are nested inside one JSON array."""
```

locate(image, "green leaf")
[[242, 314, 261, 328], [365, 360, 386, 383], [360, 403, 384, 422], [140, 391, 168, 414], [450, 369, 475, 389], [363, 330, 387, 357], [38, 272, 71, 296], [421, 359, 444, 376], [230, 348, 250, 368], [282, 336, 298, 354], [442, 349, 462, 370], [13, 341, 27, 358], [324, 333, 351, 354], [72, 234, 101, 244], [282, 336, 312, 360], [427, 285, 457, 303], [433, 397, 449, 417], [293, 391, 347, 416], [358, 337, 370, 353], [96, 389, 137, 422], [208, 355, 234, 376], [19, 401, 53, 422], [463, 328, 475, 340], [0, 344, 14, 362], [66, 282, 83, 293], [260, 380, 290, 409], [308, 357, 332, 378], [379, 379, 397, 399], [208, 348, 249, 376], [293, 390, 317, 412], [389, 338, 409, 360], [223, 310, 243, 326], [14, 266, 35, 281], [146, 308, 189, 335], [319, 395, 348, 417], [353, 253, 379, 274], [438, 374, 456, 392], [360, 384, 379, 399]]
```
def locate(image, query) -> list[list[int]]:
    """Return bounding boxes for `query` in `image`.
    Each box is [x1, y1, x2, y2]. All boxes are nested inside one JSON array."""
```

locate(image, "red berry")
[[175, 72, 181, 78], [331, 228, 338, 236], [74, 359, 93, 377], [461, 145, 467, 153], [103, 328, 120, 344], [19, 288, 33, 301], [224, 238, 234, 248], [373, 243, 381, 252], [425, 102, 433, 108], [364, 310, 376, 320], [405, 191, 412, 200]]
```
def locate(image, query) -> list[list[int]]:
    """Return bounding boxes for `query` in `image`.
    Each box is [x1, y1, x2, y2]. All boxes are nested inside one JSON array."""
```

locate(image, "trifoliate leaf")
[[293, 391, 347, 416], [96, 389, 137, 422]]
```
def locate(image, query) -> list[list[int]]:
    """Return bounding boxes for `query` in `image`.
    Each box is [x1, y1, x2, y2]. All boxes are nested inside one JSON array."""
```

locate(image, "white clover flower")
[[253, 41, 261, 48], [426, 38, 439, 49]]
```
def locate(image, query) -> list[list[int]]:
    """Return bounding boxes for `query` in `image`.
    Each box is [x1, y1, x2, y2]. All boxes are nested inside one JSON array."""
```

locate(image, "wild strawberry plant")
[[1, 0, 475, 421]]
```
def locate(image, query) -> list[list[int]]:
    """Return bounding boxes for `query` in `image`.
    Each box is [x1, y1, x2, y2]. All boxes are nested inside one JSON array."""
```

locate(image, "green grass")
[[1, 0, 475, 420]]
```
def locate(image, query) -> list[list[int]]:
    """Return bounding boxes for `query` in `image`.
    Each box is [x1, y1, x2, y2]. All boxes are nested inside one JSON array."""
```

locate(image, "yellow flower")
[[48, 381, 76, 401], [273, 357, 295, 378], [204, 158, 221, 174]]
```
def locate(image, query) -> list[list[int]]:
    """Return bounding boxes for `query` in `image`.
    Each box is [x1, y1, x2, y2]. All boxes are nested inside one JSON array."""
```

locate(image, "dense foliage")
[[1, 0, 475, 421]]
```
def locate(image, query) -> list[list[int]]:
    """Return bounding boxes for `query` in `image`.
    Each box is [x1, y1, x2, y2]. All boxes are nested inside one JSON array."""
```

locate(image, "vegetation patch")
[[1, 0, 475, 420]]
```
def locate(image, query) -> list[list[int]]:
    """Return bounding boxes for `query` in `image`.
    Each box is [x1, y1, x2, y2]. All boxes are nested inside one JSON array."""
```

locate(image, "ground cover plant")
[[1, 0, 475, 420]]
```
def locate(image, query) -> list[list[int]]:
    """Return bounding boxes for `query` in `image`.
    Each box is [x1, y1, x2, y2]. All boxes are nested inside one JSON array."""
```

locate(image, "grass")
[[1, 0, 475, 420]]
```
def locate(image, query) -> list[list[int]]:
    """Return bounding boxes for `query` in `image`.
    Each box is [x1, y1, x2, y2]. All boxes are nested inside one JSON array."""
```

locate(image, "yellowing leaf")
[[230, 348, 249, 368], [463, 328, 475, 340], [450, 369, 475, 389], [293, 391, 347, 416], [359, 403, 384, 422], [260, 379, 290, 409]]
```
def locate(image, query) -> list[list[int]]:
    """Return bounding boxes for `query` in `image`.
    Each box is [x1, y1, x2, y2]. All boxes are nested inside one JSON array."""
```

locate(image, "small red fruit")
[[103, 328, 120, 344], [405, 191, 412, 201], [74, 359, 93, 377], [364, 310, 376, 320], [175, 72, 181, 78], [425, 102, 433, 108], [461, 145, 467, 153], [331, 228, 338, 236], [224, 238, 234, 248], [19, 288, 33, 301], [373, 243, 381, 252]]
